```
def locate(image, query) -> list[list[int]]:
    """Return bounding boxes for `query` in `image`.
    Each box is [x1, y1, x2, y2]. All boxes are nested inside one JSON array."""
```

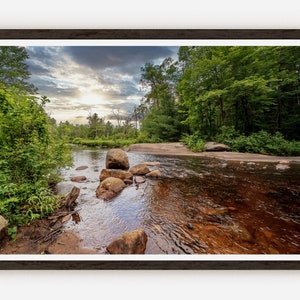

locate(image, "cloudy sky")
[[26, 46, 179, 124]]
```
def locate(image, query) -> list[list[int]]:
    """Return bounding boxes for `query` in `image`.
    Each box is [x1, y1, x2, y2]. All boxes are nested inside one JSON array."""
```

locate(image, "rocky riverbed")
[[1, 143, 299, 254]]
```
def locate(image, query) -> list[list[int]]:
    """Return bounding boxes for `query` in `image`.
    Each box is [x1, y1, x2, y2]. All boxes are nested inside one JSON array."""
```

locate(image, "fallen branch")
[[63, 186, 80, 210]]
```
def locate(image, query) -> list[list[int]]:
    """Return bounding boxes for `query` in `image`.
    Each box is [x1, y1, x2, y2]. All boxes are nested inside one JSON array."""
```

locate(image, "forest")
[[1, 45, 300, 235]]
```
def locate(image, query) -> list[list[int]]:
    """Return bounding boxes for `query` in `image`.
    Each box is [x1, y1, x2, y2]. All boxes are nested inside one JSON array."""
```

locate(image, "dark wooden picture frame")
[[0, 29, 299, 270]]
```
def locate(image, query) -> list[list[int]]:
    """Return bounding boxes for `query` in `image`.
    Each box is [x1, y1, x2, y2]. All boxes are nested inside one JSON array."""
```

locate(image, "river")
[[56, 148, 300, 254]]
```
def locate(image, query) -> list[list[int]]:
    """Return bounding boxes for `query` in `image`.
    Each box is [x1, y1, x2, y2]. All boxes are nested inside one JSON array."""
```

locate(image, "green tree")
[[176, 46, 300, 140], [0, 46, 36, 93], [0, 47, 72, 232], [139, 57, 183, 141]]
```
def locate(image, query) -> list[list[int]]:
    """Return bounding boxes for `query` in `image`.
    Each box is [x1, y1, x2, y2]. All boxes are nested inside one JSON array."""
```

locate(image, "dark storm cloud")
[[64, 46, 178, 74], [27, 47, 62, 67], [27, 60, 51, 76]]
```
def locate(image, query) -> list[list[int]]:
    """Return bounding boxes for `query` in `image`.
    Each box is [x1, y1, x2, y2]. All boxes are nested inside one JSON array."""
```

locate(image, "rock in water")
[[129, 164, 150, 175], [75, 165, 88, 171], [146, 169, 162, 178], [96, 177, 126, 200], [100, 169, 133, 182], [0, 215, 8, 242], [204, 142, 231, 152], [106, 149, 129, 170], [71, 176, 87, 182], [106, 229, 148, 254], [135, 176, 146, 184]]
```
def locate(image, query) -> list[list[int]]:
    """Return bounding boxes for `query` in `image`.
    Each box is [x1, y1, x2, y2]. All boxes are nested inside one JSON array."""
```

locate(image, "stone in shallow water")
[[229, 224, 254, 242], [106, 148, 129, 170], [276, 163, 290, 170], [106, 229, 148, 254], [129, 164, 150, 175], [96, 177, 126, 200], [75, 165, 88, 171], [100, 169, 133, 182], [71, 175, 87, 182], [135, 176, 146, 184], [146, 169, 162, 178]]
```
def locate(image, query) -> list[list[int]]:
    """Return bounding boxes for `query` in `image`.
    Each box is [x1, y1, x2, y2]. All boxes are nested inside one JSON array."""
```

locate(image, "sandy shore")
[[126, 142, 300, 163]]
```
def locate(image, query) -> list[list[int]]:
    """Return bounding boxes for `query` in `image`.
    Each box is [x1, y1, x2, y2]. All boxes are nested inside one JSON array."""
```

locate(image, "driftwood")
[[34, 223, 64, 243], [47, 209, 81, 220], [64, 186, 80, 210]]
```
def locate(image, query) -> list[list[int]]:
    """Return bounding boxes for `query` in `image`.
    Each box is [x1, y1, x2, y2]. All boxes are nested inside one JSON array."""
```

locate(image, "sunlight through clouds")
[[26, 46, 179, 124]]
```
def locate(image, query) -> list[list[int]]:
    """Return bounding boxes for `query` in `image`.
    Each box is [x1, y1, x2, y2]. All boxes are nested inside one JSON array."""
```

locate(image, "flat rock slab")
[[127, 143, 300, 163]]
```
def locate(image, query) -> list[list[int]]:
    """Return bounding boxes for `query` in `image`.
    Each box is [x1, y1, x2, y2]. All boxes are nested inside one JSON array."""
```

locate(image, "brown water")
[[56, 149, 300, 254]]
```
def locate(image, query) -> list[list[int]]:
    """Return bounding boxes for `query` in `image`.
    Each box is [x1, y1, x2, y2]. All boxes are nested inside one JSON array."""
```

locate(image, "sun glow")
[[79, 92, 104, 105]]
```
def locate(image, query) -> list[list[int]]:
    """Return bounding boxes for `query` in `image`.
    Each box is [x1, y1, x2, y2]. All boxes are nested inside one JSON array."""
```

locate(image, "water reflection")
[[57, 149, 300, 254]]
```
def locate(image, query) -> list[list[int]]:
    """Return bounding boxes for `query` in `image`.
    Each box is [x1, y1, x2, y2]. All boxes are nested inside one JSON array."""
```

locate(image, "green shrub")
[[72, 138, 139, 148], [217, 129, 300, 156], [181, 133, 205, 152]]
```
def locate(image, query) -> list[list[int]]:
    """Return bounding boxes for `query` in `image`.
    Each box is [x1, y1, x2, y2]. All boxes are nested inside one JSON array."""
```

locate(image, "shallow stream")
[[56, 149, 300, 254]]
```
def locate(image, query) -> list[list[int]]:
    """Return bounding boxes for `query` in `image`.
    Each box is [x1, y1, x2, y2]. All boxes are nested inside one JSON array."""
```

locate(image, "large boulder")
[[0, 215, 8, 241], [100, 169, 133, 182], [96, 177, 126, 200], [106, 229, 148, 254], [106, 149, 129, 170], [129, 164, 150, 175], [204, 142, 231, 152]]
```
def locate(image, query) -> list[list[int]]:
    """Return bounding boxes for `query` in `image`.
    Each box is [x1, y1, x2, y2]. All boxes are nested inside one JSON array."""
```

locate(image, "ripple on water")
[[58, 149, 300, 254]]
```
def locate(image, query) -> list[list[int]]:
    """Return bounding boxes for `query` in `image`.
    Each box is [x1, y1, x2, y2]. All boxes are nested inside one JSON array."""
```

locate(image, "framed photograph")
[[0, 29, 299, 270]]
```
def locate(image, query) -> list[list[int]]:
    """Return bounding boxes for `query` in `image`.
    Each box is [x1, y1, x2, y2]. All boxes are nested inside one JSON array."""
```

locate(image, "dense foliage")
[[0, 47, 71, 236], [136, 46, 300, 154]]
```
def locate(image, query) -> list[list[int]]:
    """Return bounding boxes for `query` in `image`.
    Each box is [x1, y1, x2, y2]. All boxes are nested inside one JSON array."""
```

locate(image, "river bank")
[[126, 142, 300, 163]]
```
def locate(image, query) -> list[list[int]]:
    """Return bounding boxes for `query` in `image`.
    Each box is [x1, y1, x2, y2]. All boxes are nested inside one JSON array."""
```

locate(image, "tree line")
[[137, 46, 300, 155]]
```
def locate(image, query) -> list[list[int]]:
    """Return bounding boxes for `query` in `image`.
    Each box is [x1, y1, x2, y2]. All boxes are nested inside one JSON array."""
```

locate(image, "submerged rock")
[[75, 165, 88, 171], [276, 163, 290, 170], [106, 229, 148, 254], [204, 142, 231, 152], [96, 177, 126, 200], [229, 224, 254, 242], [100, 169, 133, 182], [142, 161, 161, 166], [106, 148, 129, 170], [129, 164, 150, 175], [71, 176, 87, 182]]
